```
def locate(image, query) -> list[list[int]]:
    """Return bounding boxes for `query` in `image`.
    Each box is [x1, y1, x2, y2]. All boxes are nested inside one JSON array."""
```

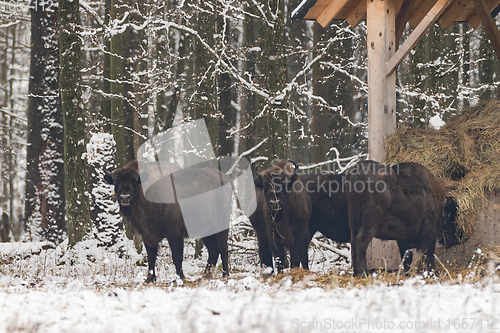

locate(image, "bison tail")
[[348, 197, 363, 233]]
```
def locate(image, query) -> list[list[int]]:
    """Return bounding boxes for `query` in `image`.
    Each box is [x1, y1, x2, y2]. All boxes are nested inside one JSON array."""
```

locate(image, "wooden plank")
[[409, 0, 439, 27], [303, 7, 327, 19], [396, 0, 419, 43], [471, 0, 500, 63], [301, 0, 334, 19], [456, 0, 499, 21], [346, 0, 367, 27], [467, 0, 500, 28], [317, 0, 352, 27], [387, 0, 451, 77], [456, 8, 477, 22], [439, 0, 472, 28]]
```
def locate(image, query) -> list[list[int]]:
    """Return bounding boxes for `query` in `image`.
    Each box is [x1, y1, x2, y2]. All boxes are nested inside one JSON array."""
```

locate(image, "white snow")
[[291, 0, 312, 19], [1, 238, 500, 332], [429, 115, 446, 130]]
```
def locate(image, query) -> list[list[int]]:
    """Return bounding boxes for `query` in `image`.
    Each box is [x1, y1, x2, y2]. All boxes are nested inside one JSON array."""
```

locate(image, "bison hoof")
[[204, 264, 215, 277], [145, 273, 156, 283], [353, 270, 368, 278]]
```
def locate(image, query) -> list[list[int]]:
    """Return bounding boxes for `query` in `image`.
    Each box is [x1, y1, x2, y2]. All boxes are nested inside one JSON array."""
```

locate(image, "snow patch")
[[429, 114, 446, 130]]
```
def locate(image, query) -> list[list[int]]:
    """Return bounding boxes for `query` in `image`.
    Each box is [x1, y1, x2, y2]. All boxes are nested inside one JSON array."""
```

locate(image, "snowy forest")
[[2, 0, 500, 331], [0, 0, 499, 247]]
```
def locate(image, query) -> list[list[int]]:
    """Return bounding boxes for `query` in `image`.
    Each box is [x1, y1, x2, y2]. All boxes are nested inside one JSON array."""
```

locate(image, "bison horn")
[[103, 162, 114, 178], [288, 160, 299, 175], [254, 171, 264, 188]]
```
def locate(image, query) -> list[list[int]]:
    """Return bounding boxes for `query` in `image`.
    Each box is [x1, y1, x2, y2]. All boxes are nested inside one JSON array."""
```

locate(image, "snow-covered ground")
[[0, 238, 499, 333]]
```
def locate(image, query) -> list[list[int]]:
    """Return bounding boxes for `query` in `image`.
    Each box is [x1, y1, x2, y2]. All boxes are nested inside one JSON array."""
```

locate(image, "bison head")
[[104, 161, 143, 216], [255, 159, 299, 220]]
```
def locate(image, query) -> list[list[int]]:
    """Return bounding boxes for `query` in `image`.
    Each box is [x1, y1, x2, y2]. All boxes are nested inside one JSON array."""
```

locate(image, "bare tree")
[[25, 0, 65, 244], [59, 0, 91, 245]]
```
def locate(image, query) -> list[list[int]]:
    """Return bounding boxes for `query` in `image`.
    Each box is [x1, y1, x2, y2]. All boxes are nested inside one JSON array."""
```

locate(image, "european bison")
[[104, 160, 230, 282], [252, 159, 311, 272], [345, 161, 445, 276], [250, 170, 351, 274]]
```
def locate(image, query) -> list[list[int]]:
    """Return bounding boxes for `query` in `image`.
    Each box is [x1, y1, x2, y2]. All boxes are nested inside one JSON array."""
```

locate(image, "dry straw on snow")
[[385, 101, 500, 241]]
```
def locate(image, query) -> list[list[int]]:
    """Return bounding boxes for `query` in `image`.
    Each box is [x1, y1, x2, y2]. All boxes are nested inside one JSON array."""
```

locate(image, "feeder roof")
[[291, 0, 500, 30]]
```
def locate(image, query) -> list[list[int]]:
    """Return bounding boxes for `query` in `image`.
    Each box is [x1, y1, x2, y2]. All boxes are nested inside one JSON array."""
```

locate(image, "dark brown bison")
[[345, 161, 445, 276], [253, 159, 311, 273], [104, 160, 230, 282], [250, 171, 350, 273]]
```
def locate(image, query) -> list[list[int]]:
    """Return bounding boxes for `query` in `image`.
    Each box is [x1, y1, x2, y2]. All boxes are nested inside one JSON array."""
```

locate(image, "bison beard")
[[346, 161, 446, 277], [104, 160, 230, 282], [252, 159, 311, 273]]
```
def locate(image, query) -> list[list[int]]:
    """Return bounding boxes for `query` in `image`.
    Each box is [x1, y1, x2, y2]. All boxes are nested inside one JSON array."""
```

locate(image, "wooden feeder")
[[292, 0, 500, 271]]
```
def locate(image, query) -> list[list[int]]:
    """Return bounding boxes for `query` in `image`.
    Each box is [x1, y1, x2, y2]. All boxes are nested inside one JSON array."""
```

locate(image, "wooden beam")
[[387, 0, 451, 77], [367, 0, 397, 162], [467, 0, 500, 28], [409, 0, 439, 27], [317, 0, 352, 27], [396, 0, 419, 43], [472, 0, 500, 63], [346, 0, 367, 27], [439, 0, 472, 28]]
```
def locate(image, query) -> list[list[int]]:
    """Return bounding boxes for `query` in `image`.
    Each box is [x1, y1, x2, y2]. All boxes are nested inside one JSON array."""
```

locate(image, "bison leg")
[[352, 224, 379, 277], [201, 230, 229, 277], [167, 237, 185, 279], [419, 234, 437, 273], [257, 235, 274, 270], [352, 231, 369, 277], [145, 244, 158, 283], [396, 240, 413, 273], [299, 237, 310, 270], [216, 230, 229, 277], [349, 202, 381, 277], [269, 233, 286, 273], [289, 237, 309, 270], [418, 215, 439, 273], [289, 247, 300, 268], [202, 235, 220, 276]]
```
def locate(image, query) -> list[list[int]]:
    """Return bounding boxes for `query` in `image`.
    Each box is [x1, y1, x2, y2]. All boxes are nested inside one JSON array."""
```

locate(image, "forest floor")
[[0, 230, 500, 333]]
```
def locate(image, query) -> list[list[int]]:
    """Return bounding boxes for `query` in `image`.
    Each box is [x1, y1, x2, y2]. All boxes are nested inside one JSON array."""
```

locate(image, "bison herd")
[[104, 159, 458, 281]]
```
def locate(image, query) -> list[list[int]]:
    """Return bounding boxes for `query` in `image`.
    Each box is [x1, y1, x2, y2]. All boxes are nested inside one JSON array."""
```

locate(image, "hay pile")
[[385, 101, 500, 240]]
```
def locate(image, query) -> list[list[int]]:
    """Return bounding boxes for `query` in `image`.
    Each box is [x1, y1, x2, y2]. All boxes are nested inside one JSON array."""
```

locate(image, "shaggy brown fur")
[[253, 160, 311, 272], [346, 161, 445, 276], [105, 161, 230, 282]]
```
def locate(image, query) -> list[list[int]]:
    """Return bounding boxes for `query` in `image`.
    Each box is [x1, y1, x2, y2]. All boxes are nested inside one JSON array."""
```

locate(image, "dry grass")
[[385, 101, 500, 241], [218, 247, 500, 290]]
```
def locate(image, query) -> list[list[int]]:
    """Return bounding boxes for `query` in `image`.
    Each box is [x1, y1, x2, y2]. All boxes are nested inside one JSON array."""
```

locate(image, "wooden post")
[[367, 0, 397, 162], [366, 0, 401, 271]]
